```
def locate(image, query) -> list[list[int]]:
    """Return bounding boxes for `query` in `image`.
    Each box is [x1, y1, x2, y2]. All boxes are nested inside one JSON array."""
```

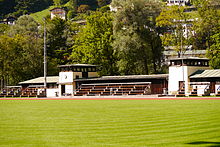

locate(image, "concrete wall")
[[88, 72, 98, 78], [168, 66, 185, 94], [59, 72, 74, 84], [47, 88, 59, 97]]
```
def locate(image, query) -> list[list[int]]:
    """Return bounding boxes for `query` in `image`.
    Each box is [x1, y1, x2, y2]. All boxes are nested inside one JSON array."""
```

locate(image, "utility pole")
[[43, 18, 47, 96]]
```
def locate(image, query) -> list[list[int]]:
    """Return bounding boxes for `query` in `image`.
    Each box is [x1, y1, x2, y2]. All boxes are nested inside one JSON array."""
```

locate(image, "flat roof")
[[169, 57, 209, 61], [82, 82, 151, 86], [75, 74, 168, 82], [19, 76, 59, 85], [190, 69, 220, 79], [58, 64, 99, 68]]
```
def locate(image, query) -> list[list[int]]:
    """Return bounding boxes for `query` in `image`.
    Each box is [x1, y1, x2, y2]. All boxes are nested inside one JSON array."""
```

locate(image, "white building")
[[50, 7, 67, 20], [167, 0, 190, 6], [168, 58, 210, 95]]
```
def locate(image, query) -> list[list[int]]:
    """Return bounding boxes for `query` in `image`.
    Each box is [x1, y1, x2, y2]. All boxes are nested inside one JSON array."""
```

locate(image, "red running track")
[[1, 97, 220, 100]]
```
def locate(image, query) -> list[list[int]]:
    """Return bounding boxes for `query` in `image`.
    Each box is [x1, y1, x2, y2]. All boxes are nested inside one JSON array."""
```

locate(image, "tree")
[[77, 5, 90, 13], [67, 0, 77, 19], [70, 11, 117, 75], [0, 15, 43, 87], [97, 0, 111, 7], [192, 0, 220, 50], [156, 5, 192, 57], [53, 0, 61, 6], [0, 24, 9, 34], [8, 15, 39, 36], [0, 0, 16, 19], [207, 33, 220, 69], [47, 18, 69, 63], [112, 0, 163, 75]]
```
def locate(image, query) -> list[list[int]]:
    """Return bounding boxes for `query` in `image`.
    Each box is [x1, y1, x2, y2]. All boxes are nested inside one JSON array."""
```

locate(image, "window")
[[92, 67, 96, 72]]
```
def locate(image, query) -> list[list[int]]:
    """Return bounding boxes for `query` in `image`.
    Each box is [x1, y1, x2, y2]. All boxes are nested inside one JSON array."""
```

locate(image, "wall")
[[59, 72, 74, 84], [65, 84, 74, 95], [168, 66, 185, 94], [192, 85, 209, 96], [47, 88, 59, 97], [88, 72, 98, 78]]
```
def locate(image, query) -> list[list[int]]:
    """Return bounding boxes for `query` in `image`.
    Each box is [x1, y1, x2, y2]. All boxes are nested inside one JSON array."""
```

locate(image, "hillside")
[[0, 0, 111, 21], [30, 6, 56, 23]]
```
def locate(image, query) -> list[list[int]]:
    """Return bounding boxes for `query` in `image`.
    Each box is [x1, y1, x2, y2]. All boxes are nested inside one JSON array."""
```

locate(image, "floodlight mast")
[[43, 18, 47, 94]]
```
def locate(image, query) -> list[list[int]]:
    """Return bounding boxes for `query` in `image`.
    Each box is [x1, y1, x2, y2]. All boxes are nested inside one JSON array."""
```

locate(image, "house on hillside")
[[50, 7, 67, 20], [167, 0, 190, 6], [0, 17, 16, 25]]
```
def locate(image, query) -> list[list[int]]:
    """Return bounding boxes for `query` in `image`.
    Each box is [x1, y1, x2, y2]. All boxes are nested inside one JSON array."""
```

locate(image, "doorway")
[[61, 85, 65, 95]]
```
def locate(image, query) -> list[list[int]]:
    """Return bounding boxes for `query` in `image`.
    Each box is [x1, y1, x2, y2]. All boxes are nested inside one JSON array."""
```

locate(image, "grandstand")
[[74, 82, 151, 96], [1, 57, 220, 97]]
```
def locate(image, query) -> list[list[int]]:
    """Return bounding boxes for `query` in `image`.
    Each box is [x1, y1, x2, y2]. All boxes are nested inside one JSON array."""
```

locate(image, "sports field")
[[0, 99, 220, 147]]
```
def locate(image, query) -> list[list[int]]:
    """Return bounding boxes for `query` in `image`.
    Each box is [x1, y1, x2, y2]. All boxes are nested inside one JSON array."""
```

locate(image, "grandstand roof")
[[19, 76, 59, 85], [75, 74, 168, 82], [190, 69, 220, 79], [58, 64, 99, 68]]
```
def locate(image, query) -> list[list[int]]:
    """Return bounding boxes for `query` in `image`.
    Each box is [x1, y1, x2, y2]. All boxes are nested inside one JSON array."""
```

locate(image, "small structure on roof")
[[50, 7, 67, 20]]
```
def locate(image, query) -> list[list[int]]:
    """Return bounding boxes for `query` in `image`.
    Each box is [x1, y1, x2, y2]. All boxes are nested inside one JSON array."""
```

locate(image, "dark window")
[[82, 72, 88, 78]]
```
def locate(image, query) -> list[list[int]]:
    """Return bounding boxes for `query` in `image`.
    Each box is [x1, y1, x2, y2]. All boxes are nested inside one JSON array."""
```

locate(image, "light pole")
[[43, 18, 47, 96]]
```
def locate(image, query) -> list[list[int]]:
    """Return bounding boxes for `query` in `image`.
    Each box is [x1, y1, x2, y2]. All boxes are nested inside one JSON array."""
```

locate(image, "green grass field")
[[0, 100, 220, 147]]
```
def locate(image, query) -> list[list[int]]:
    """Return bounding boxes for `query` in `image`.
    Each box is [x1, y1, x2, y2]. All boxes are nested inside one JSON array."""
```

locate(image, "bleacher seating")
[[0, 86, 46, 98], [176, 84, 185, 97], [74, 82, 151, 96], [0, 87, 21, 97]]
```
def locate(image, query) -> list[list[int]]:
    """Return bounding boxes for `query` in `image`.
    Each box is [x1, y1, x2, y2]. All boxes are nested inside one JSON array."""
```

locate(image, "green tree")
[[0, 24, 9, 34], [77, 5, 90, 13], [0, 34, 43, 86], [67, 0, 77, 19], [0, 0, 16, 19], [97, 0, 111, 7], [207, 33, 220, 69], [112, 0, 163, 75], [47, 17, 69, 63], [0, 15, 43, 86], [53, 0, 61, 6], [192, 0, 220, 50], [156, 5, 192, 57], [70, 11, 117, 75], [46, 17, 74, 75]]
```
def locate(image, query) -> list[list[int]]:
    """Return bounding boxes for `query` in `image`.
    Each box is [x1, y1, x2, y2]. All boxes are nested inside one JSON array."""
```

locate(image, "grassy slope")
[[30, 2, 71, 23], [0, 100, 220, 147], [30, 5, 55, 24]]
